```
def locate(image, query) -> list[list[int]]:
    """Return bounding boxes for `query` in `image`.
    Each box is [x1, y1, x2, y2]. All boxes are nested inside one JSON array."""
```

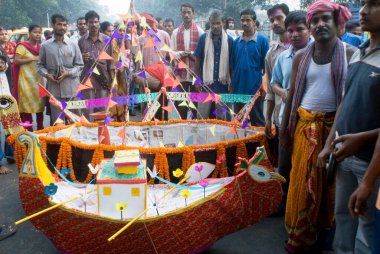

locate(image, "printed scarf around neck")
[[176, 21, 199, 80], [288, 40, 347, 138], [11, 41, 41, 101]]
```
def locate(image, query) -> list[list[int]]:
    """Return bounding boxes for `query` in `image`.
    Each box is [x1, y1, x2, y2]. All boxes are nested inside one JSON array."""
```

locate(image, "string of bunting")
[[65, 93, 253, 110]]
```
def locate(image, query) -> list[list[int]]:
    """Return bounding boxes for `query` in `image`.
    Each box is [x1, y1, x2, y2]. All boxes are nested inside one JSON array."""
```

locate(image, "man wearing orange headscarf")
[[280, 1, 357, 253]]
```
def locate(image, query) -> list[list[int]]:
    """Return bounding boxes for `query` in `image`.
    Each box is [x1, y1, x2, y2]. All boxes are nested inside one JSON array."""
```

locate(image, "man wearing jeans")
[[318, 0, 380, 252]]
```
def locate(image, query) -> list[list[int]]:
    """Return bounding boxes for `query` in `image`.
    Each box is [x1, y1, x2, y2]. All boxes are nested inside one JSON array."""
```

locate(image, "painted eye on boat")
[[248, 165, 271, 182], [0, 98, 13, 110]]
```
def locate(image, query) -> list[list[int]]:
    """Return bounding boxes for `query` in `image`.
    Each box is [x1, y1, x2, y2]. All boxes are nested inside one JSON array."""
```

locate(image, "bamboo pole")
[[16, 189, 95, 225], [108, 176, 190, 242]]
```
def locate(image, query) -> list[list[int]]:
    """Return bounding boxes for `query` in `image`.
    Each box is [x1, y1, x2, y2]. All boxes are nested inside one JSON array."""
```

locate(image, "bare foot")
[[0, 166, 11, 174]]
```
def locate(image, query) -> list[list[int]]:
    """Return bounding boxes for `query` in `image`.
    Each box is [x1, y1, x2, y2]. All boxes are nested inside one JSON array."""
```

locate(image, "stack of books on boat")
[[114, 150, 141, 174]]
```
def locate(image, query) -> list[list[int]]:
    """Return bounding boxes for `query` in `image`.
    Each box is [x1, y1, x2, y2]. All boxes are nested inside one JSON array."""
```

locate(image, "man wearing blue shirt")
[[230, 9, 269, 126], [194, 11, 234, 119]]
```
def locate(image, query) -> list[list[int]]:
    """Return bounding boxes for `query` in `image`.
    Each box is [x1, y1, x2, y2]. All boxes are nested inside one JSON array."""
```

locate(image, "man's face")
[[360, 0, 380, 33], [269, 9, 287, 35], [0, 30, 8, 43], [53, 19, 68, 36], [158, 20, 164, 30], [349, 26, 363, 36], [0, 60, 6, 72], [181, 7, 194, 24], [210, 17, 223, 35], [228, 20, 234, 30], [163, 21, 174, 35], [87, 17, 100, 34], [77, 19, 87, 34], [309, 11, 337, 42], [287, 22, 310, 50], [241, 15, 256, 33]]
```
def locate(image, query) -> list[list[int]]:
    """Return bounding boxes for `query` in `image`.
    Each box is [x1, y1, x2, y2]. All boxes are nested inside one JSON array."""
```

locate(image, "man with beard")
[[318, 0, 380, 252], [171, 3, 204, 119], [70, 17, 88, 44], [194, 11, 233, 120], [78, 10, 115, 118], [230, 9, 269, 127], [38, 14, 84, 124], [280, 1, 356, 252]]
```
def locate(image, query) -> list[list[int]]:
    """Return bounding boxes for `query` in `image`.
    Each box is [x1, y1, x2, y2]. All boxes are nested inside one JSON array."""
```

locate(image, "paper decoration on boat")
[[142, 99, 160, 122], [180, 189, 191, 206], [185, 162, 215, 183], [44, 183, 58, 196], [172, 168, 183, 178]]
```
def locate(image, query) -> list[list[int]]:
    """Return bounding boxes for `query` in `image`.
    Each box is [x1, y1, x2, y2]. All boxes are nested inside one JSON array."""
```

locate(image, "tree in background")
[[0, 0, 111, 29]]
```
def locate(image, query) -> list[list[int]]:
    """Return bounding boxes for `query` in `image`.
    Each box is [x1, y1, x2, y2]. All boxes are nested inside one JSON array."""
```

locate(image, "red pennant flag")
[[162, 106, 173, 113], [154, 118, 159, 125], [76, 79, 93, 93], [108, 99, 118, 108], [38, 83, 49, 97], [229, 126, 238, 136], [98, 50, 114, 60], [177, 61, 187, 69], [120, 41, 127, 55], [143, 38, 155, 48]]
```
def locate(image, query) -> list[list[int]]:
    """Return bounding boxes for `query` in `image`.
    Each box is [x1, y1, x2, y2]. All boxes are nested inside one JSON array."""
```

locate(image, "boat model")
[[16, 132, 284, 254]]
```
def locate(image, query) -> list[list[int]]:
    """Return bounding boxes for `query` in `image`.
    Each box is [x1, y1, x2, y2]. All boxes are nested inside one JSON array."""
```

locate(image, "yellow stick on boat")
[[16, 189, 95, 225], [108, 176, 190, 242]]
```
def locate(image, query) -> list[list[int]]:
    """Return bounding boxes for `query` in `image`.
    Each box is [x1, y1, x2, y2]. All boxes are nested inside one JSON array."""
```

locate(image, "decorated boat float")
[[14, 131, 284, 254]]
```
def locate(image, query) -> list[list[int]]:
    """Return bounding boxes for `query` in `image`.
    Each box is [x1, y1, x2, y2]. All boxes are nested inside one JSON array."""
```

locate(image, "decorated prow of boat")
[[16, 132, 284, 254]]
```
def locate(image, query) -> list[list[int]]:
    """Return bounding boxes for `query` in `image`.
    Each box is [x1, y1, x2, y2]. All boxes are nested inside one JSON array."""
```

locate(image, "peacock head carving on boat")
[[236, 146, 286, 183]]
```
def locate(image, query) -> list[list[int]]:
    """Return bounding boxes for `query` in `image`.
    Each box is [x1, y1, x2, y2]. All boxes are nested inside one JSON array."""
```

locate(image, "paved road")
[[0, 161, 287, 254]]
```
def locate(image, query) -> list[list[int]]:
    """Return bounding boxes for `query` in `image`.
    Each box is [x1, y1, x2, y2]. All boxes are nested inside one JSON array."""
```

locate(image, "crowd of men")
[[0, 0, 379, 253]]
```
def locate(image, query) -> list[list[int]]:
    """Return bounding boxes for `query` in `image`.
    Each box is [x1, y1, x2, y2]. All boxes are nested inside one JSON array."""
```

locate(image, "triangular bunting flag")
[[161, 44, 172, 52], [80, 114, 90, 123], [54, 118, 64, 125], [137, 71, 147, 80], [38, 84, 49, 97], [203, 94, 213, 103], [148, 29, 156, 37], [135, 51, 142, 62], [194, 77, 202, 85], [76, 79, 93, 93], [76, 92, 85, 100], [209, 125, 216, 136], [229, 108, 235, 115], [63, 125, 75, 137], [229, 126, 238, 135], [108, 99, 118, 108], [112, 30, 123, 39], [169, 52, 174, 63], [117, 127, 126, 140], [143, 38, 156, 48], [178, 101, 188, 107], [242, 121, 249, 129], [93, 66, 100, 75], [188, 102, 197, 109], [162, 106, 173, 113], [98, 50, 114, 60], [159, 141, 165, 148], [104, 116, 113, 125], [60, 100, 67, 110], [154, 118, 159, 125], [214, 94, 222, 104], [178, 141, 184, 147], [177, 61, 187, 69], [192, 76, 196, 85]]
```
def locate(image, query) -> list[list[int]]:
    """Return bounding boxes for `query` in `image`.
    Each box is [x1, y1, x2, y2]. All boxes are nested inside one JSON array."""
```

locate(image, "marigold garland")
[[10, 120, 268, 183], [213, 144, 228, 178], [153, 152, 169, 184]]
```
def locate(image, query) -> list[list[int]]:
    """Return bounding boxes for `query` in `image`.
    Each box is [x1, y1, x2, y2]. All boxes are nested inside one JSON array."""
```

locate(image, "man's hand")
[[45, 74, 58, 84], [281, 89, 288, 103], [332, 133, 365, 162], [348, 182, 374, 217], [56, 71, 70, 83], [265, 120, 274, 139], [317, 145, 333, 169], [82, 52, 91, 61]]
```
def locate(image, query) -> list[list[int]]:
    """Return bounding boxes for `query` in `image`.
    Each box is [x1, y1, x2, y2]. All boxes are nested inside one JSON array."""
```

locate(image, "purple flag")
[[117, 61, 123, 69], [104, 116, 113, 125], [60, 100, 67, 110], [103, 38, 112, 44], [137, 71, 147, 80], [212, 109, 218, 117], [58, 112, 64, 119], [194, 77, 203, 85], [87, 68, 94, 75], [76, 92, 85, 100], [112, 88, 117, 94], [242, 121, 248, 129], [112, 30, 122, 39], [172, 87, 180, 92], [221, 106, 227, 115], [153, 36, 161, 44], [148, 29, 156, 37], [127, 21, 134, 27], [124, 34, 130, 40]]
